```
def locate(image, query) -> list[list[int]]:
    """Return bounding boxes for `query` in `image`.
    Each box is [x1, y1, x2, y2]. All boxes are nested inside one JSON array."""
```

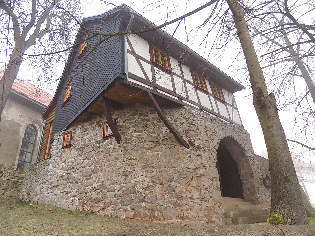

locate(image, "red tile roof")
[[0, 70, 53, 106]]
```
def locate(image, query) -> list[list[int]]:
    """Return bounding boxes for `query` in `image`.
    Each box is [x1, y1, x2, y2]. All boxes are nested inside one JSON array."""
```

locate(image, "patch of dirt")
[[1, 201, 315, 235]]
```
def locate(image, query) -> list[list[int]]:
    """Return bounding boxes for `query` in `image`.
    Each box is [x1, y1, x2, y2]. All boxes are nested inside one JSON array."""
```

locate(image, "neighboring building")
[[0, 70, 52, 170], [294, 158, 315, 205], [23, 5, 271, 224]]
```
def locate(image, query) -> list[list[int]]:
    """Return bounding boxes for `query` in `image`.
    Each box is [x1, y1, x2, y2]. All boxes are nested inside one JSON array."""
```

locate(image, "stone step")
[[236, 214, 268, 224], [222, 197, 255, 206], [222, 197, 269, 225]]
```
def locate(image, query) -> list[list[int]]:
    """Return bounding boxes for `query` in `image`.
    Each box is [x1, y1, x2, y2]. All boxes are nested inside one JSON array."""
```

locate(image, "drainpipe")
[[123, 13, 135, 80]]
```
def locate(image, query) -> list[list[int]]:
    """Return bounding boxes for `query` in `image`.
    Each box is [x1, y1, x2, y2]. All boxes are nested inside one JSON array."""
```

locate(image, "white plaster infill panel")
[[217, 100, 229, 119], [181, 64, 193, 83], [173, 75, 187, 98], [222, 88, 233, 105], [227, 106, 233, 122], [155, 68, 173, 91], [186, 83, 199, 104], [127, 35, 150, 61], [233, 109, 242, 125], [127, 53, 145, 79], [197, 90, 212, 110], [142, 60, 153, 81], [209, 96, 218, 113], [205, 79, 210, 89], [170, 56, 181, 76]]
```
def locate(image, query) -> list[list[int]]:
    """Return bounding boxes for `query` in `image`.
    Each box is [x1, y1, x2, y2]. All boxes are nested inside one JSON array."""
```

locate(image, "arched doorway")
[[217, 143, 244, 198]]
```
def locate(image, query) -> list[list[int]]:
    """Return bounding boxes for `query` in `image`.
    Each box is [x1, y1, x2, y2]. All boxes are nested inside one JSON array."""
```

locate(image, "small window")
[[192, 71, 208, 92], [103, 119, 117, 140], [210, 82, 225, 101], [62, 131, 72, 148], [63, 80, 72, 105], [151, 46, 171, 72], [17, 124, 37, 170], [78, 34, 88, 57]]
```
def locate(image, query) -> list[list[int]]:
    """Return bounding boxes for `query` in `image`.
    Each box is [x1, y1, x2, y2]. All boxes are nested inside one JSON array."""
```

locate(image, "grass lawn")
[[1, 201, 315, 236]]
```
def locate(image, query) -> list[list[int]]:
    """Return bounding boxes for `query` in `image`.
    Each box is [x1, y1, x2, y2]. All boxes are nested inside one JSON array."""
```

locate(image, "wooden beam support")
[[146, 91, 189, 149], [101, 97, 121, 144], [103, 97, 124, 109]]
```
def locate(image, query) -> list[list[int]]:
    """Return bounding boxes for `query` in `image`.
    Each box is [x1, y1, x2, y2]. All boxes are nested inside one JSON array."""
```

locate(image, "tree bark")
[[0, 46, 25, 120], [226, 0, 307, 224]]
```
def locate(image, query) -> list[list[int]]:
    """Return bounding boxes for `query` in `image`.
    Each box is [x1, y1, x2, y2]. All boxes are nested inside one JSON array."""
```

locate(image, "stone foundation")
[[22, 104, 270, 224]]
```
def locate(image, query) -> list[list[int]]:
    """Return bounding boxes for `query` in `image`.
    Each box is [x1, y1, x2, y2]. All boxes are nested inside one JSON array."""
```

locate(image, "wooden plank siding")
[[38, 105, 56, 161]]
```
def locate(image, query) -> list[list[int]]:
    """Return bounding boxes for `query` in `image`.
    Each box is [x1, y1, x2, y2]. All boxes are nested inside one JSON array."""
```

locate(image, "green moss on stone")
[[267, 211, 286, 225]]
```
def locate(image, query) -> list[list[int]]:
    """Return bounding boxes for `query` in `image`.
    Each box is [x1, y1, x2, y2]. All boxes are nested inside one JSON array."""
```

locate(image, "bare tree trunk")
[[0, 46, 25, 121], [226, 0, 307, 224]]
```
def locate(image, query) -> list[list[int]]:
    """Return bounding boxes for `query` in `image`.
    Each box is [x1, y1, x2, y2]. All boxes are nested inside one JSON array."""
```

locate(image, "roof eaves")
[[10, 90, 47, 111]]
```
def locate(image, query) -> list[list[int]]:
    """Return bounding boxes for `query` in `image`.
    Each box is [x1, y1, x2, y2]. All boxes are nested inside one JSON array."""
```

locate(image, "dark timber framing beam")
[[146, 91, 189, 149], [101, 97, 121, 144], [103, 97, 124, 109]]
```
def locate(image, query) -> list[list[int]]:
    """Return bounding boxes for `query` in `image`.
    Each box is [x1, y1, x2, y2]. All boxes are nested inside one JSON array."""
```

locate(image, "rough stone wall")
[[0, 165, 25, 203], [252, 155, 271, 207], [0, 97, 43, 167], [23, 104, 270, 224]]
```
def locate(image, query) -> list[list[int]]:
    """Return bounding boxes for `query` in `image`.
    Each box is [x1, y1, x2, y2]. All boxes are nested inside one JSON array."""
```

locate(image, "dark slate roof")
[[83, 4, 245, 93]]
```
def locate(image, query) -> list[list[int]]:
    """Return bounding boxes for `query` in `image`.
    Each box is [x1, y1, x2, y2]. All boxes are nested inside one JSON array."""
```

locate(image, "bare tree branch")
[[288, 139, 315, 151]]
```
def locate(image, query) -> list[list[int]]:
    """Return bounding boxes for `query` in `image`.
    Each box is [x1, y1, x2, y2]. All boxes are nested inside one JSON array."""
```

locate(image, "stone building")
[[0, 70, 52, 170], [0, 70, 52, 202], [23, 5, 271, 224]]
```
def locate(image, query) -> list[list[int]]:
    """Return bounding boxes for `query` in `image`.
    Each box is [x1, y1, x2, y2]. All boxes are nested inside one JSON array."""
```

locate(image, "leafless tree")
[[225, 0, 308, 224], [0, 0, 81, 120], [244, 0, 315, 168]]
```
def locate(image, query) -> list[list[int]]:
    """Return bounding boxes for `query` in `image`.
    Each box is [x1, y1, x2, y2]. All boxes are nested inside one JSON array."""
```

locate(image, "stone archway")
[[217, 143, 244, 198], [216, 137, 257, 201]]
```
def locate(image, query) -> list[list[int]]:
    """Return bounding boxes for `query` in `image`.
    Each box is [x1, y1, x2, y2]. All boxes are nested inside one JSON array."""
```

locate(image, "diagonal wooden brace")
[[146, 91, 189, 149], [101, 97, 121, 144]]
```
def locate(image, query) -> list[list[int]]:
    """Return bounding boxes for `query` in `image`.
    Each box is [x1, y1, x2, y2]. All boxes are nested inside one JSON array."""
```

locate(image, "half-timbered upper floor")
[[126, 33, 243, 125]]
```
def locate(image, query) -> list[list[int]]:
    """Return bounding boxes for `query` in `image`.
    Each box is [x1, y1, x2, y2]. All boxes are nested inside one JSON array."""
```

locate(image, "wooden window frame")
[[62, 131, 72, 148], [151, 45, 171, 72], [103, 119, 117, 140], [192, 71, 208, 93], [42, 120, 54, 160], [62, 80, 72, 105], [78, 34, 88, 57], [210, 82, 225, 102]]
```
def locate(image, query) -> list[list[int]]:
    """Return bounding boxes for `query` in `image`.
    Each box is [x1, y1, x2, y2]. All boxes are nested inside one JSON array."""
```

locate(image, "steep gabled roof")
[[0, 70, 53, 106]]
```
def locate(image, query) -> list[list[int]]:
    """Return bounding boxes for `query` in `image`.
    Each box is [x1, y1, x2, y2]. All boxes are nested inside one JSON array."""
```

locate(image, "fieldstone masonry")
[[0, 165, 25, 203], [22, 104, 270, 224]]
